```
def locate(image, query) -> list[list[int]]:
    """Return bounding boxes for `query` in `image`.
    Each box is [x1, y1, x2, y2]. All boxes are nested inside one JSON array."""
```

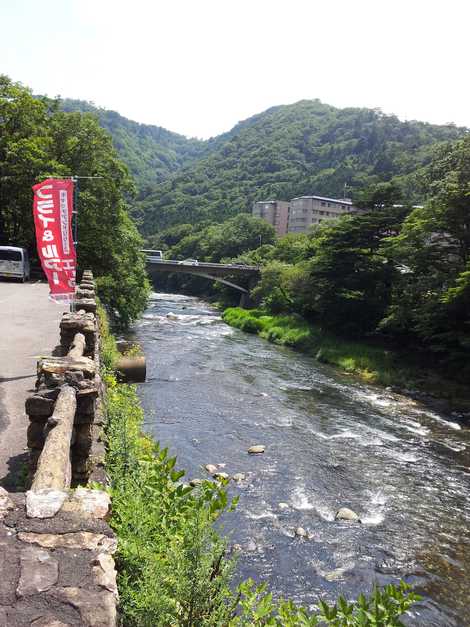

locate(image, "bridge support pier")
[[239, 291, 255, 309]]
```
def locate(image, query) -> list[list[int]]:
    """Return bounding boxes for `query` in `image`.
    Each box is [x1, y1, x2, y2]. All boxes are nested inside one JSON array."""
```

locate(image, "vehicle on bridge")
[[178, 258, 199, 266], [0, 246, 30, 282], [142, 249, 164, 262]]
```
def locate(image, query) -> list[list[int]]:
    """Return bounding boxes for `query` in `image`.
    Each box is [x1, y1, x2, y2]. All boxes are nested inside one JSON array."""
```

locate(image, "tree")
[[383, 137, 470, 359], [0, 75, 149, 327], [170, 214, 276, 263], [299, 189, 410, 334], [0, 75, 55, 245]]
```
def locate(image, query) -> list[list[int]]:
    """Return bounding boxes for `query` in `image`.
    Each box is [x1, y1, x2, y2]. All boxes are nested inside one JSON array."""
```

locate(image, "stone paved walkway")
[[0, 488, 117, 626]]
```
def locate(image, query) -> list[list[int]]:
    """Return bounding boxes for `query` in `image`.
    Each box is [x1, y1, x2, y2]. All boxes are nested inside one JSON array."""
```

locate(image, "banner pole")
[[71, 176, 79, 313]]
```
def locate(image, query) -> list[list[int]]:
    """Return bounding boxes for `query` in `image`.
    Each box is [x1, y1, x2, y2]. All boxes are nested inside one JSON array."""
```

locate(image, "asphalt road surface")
[[0, 281, 64, 489]]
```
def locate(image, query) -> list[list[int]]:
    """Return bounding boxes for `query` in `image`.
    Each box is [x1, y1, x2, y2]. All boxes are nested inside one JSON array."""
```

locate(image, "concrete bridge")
[[145, 256, 260, 305]]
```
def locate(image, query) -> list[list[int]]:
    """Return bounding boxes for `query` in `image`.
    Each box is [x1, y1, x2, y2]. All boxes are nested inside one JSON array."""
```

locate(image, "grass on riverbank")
[[222, 308, 470, 405], [223, 307, 408, 385], [98, 304, 421, 625]]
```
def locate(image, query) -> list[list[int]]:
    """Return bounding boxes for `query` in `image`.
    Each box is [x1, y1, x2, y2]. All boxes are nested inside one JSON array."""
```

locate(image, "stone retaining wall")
[[26, 272, 106, 487], [0, 271, 118, 626]]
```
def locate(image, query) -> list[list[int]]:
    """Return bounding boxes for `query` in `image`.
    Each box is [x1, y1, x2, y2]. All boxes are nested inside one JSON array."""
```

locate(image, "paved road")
[[0, 281, 64, 489]]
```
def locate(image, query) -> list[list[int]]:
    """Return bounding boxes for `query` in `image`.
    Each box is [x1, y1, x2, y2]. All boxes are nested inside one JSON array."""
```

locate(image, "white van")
[[0, 246, 30, 282]]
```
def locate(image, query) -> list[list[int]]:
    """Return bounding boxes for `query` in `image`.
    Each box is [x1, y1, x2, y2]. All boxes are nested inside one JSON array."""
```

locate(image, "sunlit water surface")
[[130, 293, 470, 626]]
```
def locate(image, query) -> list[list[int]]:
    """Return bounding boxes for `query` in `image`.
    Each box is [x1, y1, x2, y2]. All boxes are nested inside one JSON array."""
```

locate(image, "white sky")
[[2, 0, 469, 138]]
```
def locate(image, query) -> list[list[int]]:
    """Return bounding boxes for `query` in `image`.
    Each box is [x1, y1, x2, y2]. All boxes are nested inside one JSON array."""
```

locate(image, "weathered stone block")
[[76, 388, 97, 416], [73, 424, 93, 454], [39, 357, 96, 379], [26, 489, 68, 519], [50, 587, 117, 627], [61, 488, 110, 519], [60, 311, 96, 333], [88, 465, 107, 487], [0, 487, 14, 518], [27, 421, 46, 449], [16, 546, 58, 596], [80, 280, 95, 289], [19, 531, 117, 553], [37, 387, 62, 401], [25, 395, 55, 418], [92, 553, 118, 597], [76, 287, 95, 297], [73, 413, 94, 425], [73, 299, 97, 314], [71, 457, 89, 475]]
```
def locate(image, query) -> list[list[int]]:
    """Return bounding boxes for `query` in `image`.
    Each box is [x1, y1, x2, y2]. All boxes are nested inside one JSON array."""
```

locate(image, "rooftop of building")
[[253, 200, 288, 205], [290, 195, 354, 205]]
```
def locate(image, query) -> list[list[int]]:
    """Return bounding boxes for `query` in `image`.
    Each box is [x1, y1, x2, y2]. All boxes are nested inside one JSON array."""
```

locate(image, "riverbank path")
[[0, 281, 64, 489]]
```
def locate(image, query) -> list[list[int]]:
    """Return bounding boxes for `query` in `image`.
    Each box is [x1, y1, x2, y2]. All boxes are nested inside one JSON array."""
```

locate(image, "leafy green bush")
[[233, 579, 420, 626], [241, 317, 264, 333], [96, 301, 120, 369], [105, 372, 238, 626]]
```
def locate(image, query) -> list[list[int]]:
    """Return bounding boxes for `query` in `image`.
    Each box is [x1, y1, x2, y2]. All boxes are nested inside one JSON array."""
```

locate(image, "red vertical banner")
[[32, 178, 77, 303]]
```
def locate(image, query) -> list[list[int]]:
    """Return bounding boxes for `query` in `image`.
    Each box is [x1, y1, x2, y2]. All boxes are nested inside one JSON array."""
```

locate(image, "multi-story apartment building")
[[287, 195, 358, 233], [252, 200, 290, 236]]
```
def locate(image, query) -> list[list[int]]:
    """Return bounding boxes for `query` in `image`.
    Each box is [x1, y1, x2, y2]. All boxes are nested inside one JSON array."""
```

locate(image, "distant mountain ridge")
[[61, 99, 207, 191], [60, 98, 467, 236]]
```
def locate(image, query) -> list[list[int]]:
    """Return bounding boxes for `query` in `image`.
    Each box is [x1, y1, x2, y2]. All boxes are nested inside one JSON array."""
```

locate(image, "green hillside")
[[59, 98, 467, 238], [137, 100, 466, 235], [60, 98, 207, 191]]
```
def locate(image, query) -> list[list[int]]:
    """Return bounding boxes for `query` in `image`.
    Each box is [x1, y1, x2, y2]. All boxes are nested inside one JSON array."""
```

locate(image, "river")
[[130, 292, 470, 626]]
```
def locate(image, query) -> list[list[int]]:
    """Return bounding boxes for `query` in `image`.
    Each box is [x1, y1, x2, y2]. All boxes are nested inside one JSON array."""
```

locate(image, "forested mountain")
[[60, 99, 207, 191], [138, 100, 466, 235], [57, 98, 467, 237]]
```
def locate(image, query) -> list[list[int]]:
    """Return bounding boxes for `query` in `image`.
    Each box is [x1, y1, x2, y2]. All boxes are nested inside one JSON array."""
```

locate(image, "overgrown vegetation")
[[105, 372, 237, 625], [100, 307, 420, 625]]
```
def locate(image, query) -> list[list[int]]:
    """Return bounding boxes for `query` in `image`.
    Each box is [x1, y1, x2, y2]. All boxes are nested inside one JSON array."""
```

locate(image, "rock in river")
[[295, 526, 307, 538], [232, 473, 246, 482], [205, 464, 218, 475], [189, 478, 203, 487], [214, 472, 229, 481], [335, 507, 360, 522], [248, 445, 265, 454]]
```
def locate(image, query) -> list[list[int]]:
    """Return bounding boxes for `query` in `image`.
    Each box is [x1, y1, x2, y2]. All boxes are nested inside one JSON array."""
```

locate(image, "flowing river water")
[[130, 292, 470, 626]]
